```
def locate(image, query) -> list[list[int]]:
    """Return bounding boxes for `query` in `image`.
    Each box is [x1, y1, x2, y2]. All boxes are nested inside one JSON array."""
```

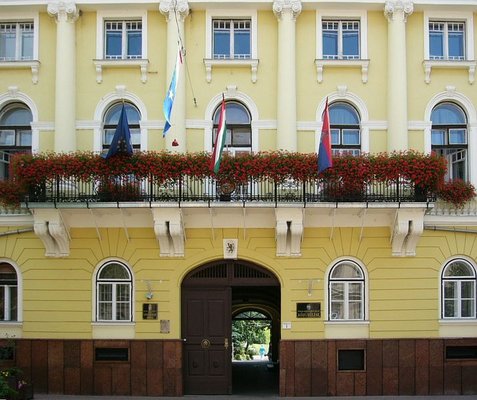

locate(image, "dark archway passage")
[[181, 260, 280, 395]]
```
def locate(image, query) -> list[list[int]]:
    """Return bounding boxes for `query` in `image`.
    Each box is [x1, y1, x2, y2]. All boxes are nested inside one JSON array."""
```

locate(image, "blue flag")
[[102, 104, 133, 159], [163, 48, 182, 136]]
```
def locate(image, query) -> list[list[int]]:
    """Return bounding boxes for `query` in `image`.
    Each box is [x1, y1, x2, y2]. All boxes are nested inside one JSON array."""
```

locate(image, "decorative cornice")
[[47, 1, 79, 23], [384, 0, 413, 22], [273, 0, 302, 20], [159, 0, 189, 22]]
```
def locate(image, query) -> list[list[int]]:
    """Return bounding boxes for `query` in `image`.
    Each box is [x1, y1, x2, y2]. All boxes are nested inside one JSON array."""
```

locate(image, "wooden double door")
[[181, 260, 280, 395], [182, 287, 231, 394]]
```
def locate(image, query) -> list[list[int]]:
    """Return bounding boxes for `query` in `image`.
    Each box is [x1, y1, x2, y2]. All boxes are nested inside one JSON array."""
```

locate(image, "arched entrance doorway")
[[181, 260, 280, 395]]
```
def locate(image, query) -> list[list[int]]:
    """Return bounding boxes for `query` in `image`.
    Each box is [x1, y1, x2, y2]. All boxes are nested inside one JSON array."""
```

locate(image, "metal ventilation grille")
[[190, 263, 227, 279], [234, 263, 271, 279]]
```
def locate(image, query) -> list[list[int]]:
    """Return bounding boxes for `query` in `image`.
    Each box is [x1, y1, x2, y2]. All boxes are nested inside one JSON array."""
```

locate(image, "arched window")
[[0, 103, 32, 180], [328, 261, 365, 320], [103, 102, 141, 152], [212, 101, 251, 155], [96, 261, 132, 322], [431, 102, 467, 181], [441, 259, 476, 319], [329, 102, 360, 156], [0, 263, 18, 321]]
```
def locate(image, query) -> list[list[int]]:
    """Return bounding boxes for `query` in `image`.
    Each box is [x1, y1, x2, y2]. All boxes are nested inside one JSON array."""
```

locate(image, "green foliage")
[[232, 315, 270, 360]]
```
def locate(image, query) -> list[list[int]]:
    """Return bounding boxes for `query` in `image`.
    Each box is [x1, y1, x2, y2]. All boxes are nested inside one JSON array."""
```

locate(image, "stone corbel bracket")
[[33, 209, 70, 257], [152, 208, 184, 257], [275, 208, 303, 257], [391, 208, 424, 256]]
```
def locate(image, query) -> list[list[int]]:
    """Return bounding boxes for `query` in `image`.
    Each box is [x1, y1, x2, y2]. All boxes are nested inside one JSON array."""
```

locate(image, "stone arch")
[[93, 89, 148, 152], [204, 89, 260, 152], [317, 90, 370, 153]]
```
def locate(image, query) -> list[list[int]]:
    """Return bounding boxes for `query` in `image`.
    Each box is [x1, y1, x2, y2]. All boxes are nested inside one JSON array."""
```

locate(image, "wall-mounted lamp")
[[299, 279, 320, 297], [142, 279, 162, 300]]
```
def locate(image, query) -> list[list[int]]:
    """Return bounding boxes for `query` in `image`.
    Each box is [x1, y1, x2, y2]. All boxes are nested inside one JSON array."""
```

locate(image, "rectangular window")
[[431, 129, 446, 145], [104, 20, 142, 59], [0, 345, 14, 361], [0, 285, 17, 321], [446, 346, 477, 360], [213, 19, 251, 59], [449, 128, 466, 145], [0, 22, 33, 61], [342, 129, 360, 145], [429, 21, 465, 60], [338, 349, 365, 371], [95, 347, 129, 362], [323, 20, 360, 60]]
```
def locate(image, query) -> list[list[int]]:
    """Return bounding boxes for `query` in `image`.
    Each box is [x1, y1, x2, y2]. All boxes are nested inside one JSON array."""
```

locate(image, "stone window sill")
[[0, 60, 40, 84], [204, 58, 259, 83], [93, 59, 149, 84], [315, 59, 369, 84], [423, 59, 476, 84]]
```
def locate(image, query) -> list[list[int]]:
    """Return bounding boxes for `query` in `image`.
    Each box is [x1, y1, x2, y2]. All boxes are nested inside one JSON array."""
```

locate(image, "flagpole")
[[161, 0, 189, 153]]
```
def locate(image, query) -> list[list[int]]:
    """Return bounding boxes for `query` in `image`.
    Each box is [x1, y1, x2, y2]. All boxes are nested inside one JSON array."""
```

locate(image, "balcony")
[[11, 150, 446, 209], [6, 151, 456, 258], [24, 175, 431, 207]]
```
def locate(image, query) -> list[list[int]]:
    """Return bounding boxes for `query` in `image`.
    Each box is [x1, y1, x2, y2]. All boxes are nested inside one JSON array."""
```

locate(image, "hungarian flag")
[[210, 95, 227, 173], [318, 98, 332, 173], [163, 47, 183, 136]]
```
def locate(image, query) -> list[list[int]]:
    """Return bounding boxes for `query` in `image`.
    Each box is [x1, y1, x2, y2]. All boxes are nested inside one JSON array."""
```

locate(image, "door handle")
[[224, 338, 229, 349]]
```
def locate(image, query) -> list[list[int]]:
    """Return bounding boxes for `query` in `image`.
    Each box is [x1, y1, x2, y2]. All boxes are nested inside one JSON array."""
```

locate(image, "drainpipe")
[[0, 228, 34, 237], [424, 226, 477, 234]]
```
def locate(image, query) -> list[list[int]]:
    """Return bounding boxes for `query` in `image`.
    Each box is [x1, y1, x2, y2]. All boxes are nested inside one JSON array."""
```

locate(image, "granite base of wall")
[[280, 338, 477, 396]]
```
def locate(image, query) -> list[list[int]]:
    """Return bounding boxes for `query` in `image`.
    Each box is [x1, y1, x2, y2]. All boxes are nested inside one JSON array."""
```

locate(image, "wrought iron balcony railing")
[[24, 175, 433, 206]]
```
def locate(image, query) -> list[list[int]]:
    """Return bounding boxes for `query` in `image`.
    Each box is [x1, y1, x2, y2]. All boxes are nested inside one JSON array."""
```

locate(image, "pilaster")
[[48, 1, 79, 152], [273, 0, 301, 151], [160, 0, 189, 153], [384, 0, 413, 152]]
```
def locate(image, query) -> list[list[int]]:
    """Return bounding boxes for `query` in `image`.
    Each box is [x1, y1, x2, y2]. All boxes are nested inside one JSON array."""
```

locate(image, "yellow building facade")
[[0, 0, 476, 397]]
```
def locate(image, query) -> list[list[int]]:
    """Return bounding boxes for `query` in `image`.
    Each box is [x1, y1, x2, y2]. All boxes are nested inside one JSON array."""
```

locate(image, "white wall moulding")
[[315, 59, 369, 84], [422, 60, 476, 84], [93, 59, 149, 84], [203, 59, 259, 83], [0, 61, 40, 84]]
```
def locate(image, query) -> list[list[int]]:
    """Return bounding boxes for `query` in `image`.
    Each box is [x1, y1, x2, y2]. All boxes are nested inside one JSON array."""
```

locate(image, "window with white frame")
[[0, 263, 17, 322], [104, 20, 142, 60], [322, 20, 360, 60], [429, 21, 465, 60], [206, 10, 257, 60], [212, 101, 252, 154], [328, 261, 365, 321], [96, 10, 147, 62], [317, 11, 367, 60], [213, 19, 251, 60], [329, 102, 361, 156], [102, 102, 141, 152], [0, 21, 34, 61], [424, 12, 474, 63], [431, 102, 467, 181], [441, 259, 476, 319], [96, 261, 132, 322], [0, 102, 32, 180]]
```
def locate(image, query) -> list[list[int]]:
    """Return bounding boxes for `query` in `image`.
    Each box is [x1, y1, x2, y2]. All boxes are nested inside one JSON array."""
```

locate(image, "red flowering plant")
[[436, 179, 476, 208], [3, 150, 469, 205]]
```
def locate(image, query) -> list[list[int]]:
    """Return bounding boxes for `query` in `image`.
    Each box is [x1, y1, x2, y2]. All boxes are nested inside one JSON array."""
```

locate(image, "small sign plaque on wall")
[[142, 303, 158, 320], [296, 302, 321, 318], [160, 320, 170, 333]]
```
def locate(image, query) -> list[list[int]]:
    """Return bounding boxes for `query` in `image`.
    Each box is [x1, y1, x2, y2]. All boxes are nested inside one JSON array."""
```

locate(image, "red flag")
[[318, 98, 332, 173]]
